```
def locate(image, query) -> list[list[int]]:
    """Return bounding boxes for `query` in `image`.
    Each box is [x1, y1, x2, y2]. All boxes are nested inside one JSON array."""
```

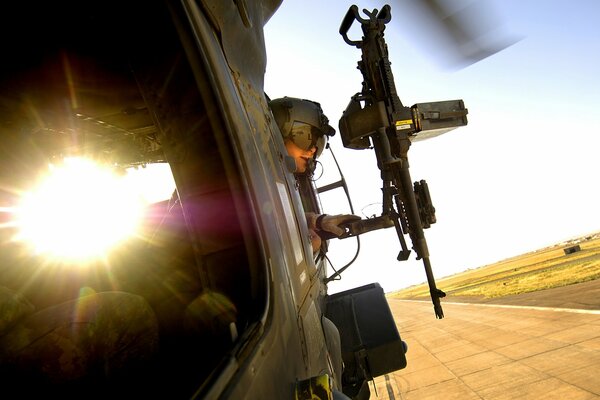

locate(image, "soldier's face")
[[284, 140, 316, 173]]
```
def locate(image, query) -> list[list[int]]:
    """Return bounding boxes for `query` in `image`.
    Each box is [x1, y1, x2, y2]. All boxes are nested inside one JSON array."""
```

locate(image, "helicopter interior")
[[0, 2, 268, 397]]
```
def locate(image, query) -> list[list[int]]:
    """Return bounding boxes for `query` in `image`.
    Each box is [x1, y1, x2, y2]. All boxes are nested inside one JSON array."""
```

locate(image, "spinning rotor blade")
[[391, 0, 523, 69]]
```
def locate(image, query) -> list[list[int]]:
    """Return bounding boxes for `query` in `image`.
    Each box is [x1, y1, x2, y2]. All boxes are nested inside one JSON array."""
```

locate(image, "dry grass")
[[389, 233, 600, 299]]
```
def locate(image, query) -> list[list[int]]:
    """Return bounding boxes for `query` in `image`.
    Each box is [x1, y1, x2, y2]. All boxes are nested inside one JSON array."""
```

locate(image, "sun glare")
[[15, 158, 146, 262], [124, 163, 176, 204]]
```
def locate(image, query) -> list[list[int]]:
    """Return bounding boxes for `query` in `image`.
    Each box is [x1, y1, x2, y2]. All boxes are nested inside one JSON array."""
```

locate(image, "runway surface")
[[371, 292, 600, 399]]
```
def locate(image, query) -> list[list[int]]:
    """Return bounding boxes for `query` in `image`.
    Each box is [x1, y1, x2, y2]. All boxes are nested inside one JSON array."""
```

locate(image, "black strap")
[[315, 214, 328, 231]]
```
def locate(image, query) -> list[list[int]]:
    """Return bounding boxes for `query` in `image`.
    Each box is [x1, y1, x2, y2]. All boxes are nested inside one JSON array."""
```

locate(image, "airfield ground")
[[389, 232, 600, 307], [378, 297, 600, 399], [378, 232, 600, 399]]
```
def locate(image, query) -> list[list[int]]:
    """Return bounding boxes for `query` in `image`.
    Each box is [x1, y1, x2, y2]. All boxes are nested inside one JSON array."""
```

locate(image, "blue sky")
[[264, 0, 600, 293]]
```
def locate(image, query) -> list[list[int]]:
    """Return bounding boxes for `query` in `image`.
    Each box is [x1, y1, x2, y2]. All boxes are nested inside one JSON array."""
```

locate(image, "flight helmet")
[[269, 96, 335, 157]]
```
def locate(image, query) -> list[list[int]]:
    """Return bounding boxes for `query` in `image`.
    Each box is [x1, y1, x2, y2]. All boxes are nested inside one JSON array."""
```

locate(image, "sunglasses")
[[289, 122, 328, 157]]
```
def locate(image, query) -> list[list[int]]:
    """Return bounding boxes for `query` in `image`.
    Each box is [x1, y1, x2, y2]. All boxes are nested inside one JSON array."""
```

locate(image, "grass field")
[[388, 232, 600, 299]]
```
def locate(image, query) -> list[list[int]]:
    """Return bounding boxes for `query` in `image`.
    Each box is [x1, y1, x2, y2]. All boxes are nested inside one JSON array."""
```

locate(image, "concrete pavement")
[[370, 298, 600, 399]]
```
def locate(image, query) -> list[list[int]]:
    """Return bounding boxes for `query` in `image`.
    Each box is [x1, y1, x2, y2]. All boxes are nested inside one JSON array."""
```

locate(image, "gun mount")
[[337, 4, 469, 319]]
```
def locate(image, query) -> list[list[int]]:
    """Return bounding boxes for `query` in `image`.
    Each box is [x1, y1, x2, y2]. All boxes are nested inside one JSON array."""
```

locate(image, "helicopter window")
[[0, 2, 266, 397], [11, 158, 175, 262]]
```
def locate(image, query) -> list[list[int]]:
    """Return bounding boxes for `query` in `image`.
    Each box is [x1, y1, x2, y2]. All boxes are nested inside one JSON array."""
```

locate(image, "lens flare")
[[15, 158, 145, 262]]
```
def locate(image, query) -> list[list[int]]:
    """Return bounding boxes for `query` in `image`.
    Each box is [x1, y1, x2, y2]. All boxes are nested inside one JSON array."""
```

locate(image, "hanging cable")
[[314, 143, 362, 283]]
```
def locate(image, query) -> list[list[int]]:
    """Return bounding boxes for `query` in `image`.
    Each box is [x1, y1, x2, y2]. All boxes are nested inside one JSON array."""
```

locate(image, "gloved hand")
[[313, 213, 361, 237], [308, 228, 322, 253]]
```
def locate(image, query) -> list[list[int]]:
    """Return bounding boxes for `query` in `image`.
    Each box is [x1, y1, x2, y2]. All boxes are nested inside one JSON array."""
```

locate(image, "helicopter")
[[0, 1, 504, 399]]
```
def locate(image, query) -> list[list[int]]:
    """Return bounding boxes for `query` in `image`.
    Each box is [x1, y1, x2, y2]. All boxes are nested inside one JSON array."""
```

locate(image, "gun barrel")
[[393, 160, 445, 318]]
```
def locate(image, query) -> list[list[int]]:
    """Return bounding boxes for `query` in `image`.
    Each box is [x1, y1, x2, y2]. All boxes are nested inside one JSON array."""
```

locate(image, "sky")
[[263, 0, 600, 293]]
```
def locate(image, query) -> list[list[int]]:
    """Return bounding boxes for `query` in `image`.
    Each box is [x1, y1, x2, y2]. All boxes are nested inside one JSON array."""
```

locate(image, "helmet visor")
[[289, 122, 328, 157]]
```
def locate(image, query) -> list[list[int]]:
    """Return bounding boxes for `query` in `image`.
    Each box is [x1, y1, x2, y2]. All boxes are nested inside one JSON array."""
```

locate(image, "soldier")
[[269, 96, 360, 253]]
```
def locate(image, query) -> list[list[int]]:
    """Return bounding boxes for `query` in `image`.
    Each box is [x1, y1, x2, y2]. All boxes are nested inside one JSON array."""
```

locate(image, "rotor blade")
[[391, 0, 523, 69]]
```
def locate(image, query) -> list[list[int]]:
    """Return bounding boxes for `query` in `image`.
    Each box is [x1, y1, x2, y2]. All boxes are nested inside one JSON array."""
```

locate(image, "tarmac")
[[442, 278, 600, 310], [372, 281, 600, 399]]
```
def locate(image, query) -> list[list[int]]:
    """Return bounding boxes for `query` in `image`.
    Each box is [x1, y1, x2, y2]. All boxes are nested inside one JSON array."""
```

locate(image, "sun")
[[14, 157, 146, 262]]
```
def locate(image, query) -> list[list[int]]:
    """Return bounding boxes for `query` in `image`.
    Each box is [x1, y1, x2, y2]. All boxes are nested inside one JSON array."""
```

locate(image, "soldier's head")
[[269, 97, 334, 173]]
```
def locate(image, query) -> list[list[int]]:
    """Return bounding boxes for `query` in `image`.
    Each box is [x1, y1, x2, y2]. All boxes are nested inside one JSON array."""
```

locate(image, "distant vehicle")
[[0, 1, 475, 398]]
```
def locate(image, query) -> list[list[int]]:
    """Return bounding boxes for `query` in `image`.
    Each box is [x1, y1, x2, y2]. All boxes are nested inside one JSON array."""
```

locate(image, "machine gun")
[[336, 4, 469, 319]]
